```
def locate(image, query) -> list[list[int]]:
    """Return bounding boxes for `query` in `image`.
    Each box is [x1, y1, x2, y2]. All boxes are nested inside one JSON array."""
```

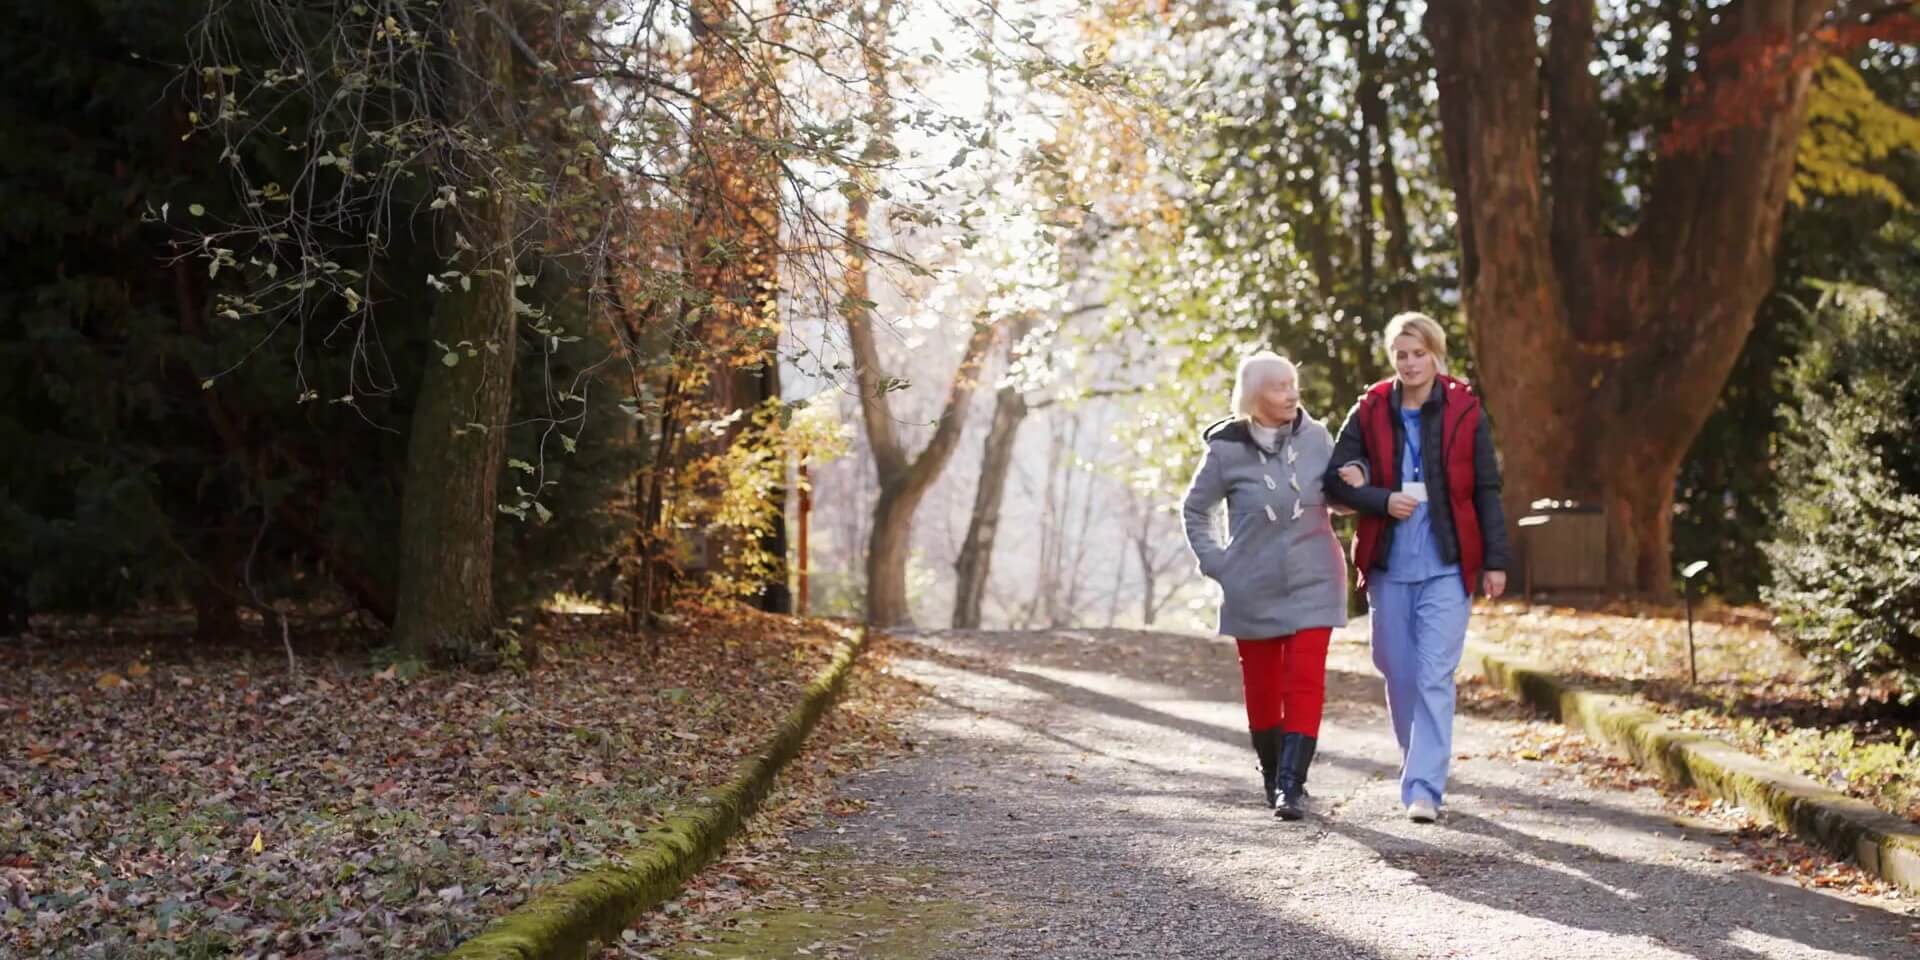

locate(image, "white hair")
[[1231, 351, 1299, 418]]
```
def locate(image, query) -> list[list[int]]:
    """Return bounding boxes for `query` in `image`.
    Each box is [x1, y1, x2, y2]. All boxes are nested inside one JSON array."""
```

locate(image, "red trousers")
[[1236, 627, 1332, 736]]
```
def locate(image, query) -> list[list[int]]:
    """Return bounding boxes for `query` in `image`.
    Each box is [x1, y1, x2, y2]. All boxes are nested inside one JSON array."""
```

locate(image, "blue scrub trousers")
[[1367, 572, 1471, 807]]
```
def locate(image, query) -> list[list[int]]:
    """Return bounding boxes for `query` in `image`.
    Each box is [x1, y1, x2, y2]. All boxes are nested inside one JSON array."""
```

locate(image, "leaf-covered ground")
[[1474, 600, 1920, 826], [0, 605, 913, 959]]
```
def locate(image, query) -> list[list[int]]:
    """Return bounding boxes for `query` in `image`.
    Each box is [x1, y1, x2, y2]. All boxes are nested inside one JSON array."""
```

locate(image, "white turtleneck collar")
[[1249, 420, 1280, 449]]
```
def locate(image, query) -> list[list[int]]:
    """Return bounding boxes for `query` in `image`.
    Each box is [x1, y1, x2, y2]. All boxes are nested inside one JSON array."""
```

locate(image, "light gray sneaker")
[[1407, 799, 1438, 823]]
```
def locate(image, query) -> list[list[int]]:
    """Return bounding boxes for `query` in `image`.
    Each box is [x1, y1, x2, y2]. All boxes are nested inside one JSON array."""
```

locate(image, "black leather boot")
[[1274, 732, 1317, 821], [1249, 727, 1282, 809]]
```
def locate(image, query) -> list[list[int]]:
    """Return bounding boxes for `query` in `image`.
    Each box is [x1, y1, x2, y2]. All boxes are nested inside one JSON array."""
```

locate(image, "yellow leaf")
[[1794, 58, 1920, 209], [95, 673, 125, 690], [127, 662, 151, 679], [250, 832, 265, 854]]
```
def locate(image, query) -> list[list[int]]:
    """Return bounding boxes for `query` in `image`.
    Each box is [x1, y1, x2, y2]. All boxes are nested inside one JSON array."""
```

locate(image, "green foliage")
[[0, 0, 259, 613], [1141, 2, 1457, 411], [1100, 2, 1460, 513], [1764, 241, 1920, 699], [673, 399, 850, 604], [491, 265, 648, 614], [0, 0, 641, 635]]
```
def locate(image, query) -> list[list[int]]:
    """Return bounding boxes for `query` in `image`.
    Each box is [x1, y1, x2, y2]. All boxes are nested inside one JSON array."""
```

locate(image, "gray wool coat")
[[1181, 410, 1349, 639]]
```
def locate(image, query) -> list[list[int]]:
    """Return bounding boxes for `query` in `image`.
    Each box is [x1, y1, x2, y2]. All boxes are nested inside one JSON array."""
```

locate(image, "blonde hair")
[[1230, 351, 1299, 418], [1382, 312, 1449, 376]]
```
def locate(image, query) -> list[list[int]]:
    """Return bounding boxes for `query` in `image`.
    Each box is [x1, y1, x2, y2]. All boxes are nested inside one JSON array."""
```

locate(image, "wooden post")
[[797, 462, 812, 617]]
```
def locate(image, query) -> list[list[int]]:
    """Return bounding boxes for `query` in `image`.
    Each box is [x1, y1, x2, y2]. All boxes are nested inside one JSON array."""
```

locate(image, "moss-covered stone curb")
[[1466, 643, 1920, 895], [440, 626, 871, 960]]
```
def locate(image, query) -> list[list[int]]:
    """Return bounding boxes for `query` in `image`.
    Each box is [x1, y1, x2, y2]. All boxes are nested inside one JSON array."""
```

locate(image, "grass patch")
[[651, 854, 973, 960]]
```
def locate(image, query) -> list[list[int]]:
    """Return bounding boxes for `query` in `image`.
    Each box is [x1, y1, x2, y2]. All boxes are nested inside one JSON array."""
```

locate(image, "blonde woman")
[[1324, 313, 1510, 824], [1182, 352, 1348, 821]]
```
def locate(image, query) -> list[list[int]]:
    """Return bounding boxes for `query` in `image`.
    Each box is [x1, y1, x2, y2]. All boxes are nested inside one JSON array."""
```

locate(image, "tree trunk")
[[847, 0, 996, 627], [1135, 533, 1157, 627], [1424, 0, 1830, 596], [952, 317, 1036, 629], [1057, 413, 1095, 626], [392, 2, 518, 661], [1104, 535, 1124, 628], [865, 486, 918, 629], [854, 302, 994, 627]]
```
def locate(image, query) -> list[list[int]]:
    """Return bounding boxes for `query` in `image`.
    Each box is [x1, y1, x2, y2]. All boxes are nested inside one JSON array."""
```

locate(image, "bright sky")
[[781, 0, 1096, 399]]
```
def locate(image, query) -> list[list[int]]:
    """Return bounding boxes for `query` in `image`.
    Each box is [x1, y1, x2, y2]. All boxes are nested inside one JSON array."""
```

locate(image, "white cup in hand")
[[1387, 493, 1418, 519]]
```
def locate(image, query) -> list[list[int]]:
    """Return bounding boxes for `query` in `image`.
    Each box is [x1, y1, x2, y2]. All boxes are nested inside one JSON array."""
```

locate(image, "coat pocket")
[[1219, 519, 1284, 607], [1217, 511, 1257, 566], [1282, 517, 1344, 592]]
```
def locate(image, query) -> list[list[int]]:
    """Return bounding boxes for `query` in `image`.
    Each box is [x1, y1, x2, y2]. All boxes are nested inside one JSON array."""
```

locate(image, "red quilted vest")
[[1350, 376, 1484, 594]]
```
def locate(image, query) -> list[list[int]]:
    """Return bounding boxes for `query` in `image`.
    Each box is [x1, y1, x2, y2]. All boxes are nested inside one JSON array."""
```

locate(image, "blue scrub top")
[[1380, 406, 1460, 583]]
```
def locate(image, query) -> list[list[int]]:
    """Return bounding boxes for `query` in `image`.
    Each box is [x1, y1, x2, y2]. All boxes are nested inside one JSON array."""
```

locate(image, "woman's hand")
[[1337, 465, 1365, 487], [1483, 571, 1507, 599], [1386, 493, 1418, 519]]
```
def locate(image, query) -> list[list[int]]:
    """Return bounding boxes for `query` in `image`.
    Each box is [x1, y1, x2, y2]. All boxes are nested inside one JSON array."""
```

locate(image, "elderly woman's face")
[[1253, 368, 1299, 425], [1392, 333, 1437, 389]]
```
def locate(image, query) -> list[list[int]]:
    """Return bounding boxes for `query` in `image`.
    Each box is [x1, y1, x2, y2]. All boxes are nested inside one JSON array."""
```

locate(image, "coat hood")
[[1202, 408, 1320, 446]]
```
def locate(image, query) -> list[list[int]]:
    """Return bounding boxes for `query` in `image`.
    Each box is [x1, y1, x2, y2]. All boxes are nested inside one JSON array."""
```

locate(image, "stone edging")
[[440, 625, 871, 960], [1466, 642, 1920, 896]]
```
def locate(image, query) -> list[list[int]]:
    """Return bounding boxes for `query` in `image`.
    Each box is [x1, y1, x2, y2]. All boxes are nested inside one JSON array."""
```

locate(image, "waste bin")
[[1516, 499, 1606, 596]]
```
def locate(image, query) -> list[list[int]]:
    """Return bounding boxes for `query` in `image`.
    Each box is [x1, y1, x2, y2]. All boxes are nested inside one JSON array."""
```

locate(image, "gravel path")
[[777, 624, 1918, 959]]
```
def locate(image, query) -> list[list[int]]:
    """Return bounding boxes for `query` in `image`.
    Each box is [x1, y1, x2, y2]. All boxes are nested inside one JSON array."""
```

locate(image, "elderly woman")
[[1182, 351, 1349, 821], [1324, 312, 1511, 824]]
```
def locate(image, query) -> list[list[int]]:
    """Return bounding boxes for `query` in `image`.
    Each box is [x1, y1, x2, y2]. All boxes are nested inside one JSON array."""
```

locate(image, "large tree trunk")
[[847, 0, 996, 627], [392, 208, 517, 659], [1424, 0, 1830, 595], [392, 3, 518, 660], [951, 317, 1035, 629]]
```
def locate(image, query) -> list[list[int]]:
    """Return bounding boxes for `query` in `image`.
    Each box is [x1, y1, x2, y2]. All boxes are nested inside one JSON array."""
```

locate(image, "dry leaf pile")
[[0, 605, 903, 959]]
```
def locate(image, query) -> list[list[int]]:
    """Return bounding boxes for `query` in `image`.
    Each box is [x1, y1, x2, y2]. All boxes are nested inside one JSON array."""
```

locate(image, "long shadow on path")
[[887, 628, 1917, 959], [1322, 812, 1911, 960]]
